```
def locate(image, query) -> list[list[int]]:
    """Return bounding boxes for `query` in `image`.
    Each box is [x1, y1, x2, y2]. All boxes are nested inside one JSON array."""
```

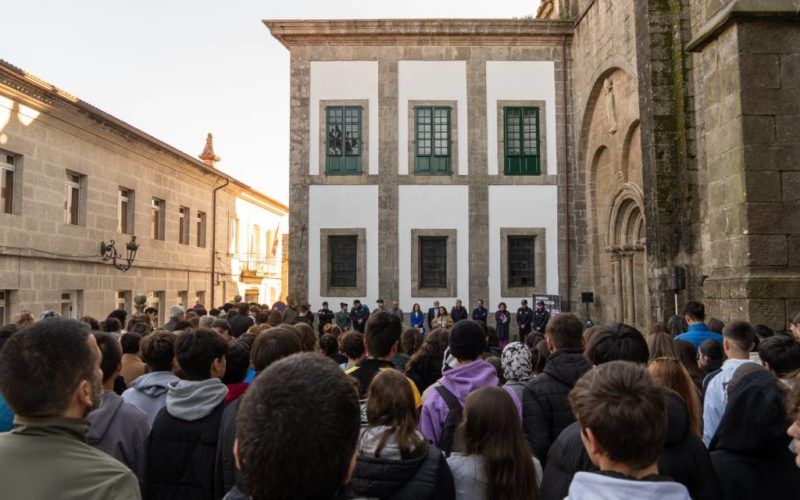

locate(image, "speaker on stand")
[[581, 292, 594, 327], [668, 267, 686, 315]]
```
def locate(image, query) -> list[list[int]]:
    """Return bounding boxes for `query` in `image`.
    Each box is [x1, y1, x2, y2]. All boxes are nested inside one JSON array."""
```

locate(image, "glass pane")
[[327, 107, 345, 157], [433, 108, 449, 157], [416, 108, 432, 157], [344, 107, 361, 156], [329, 236, 358, 288], [419, 237, 447, 289], [2, 169, 13, 214], [522, 108, 538, 156], [506, 108, 521, 156], [152, 209, 159, 239], [120, 199, 128, 234], [70, 187, 79, 225], [508, 237, 535, 287]]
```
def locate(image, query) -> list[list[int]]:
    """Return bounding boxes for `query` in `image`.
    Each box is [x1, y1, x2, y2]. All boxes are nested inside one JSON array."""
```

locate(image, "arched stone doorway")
[[607, 185, 647, 328]]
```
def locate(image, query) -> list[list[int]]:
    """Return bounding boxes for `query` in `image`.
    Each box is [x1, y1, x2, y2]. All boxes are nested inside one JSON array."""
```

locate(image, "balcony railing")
[[234, 253, 280, 281]]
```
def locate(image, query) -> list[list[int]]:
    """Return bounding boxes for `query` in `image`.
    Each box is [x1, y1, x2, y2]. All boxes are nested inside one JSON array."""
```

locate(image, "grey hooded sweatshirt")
[[86, 391, 149, 485], [166, 378, 228, 420], [566, 471, 691, 500], [122, 371, 180, 427]]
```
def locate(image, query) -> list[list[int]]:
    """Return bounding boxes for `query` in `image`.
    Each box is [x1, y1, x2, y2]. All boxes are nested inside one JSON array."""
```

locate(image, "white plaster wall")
[[398, 185, 469, 311], [488, 185, 559, 308], [486, 61, 558, 175], [398, 61, 468, 176], [309, 61, 379, 175], [308, 185, 379, 307]]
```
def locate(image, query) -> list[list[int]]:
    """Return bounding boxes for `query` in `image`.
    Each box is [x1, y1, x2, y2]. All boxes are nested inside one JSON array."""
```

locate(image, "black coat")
[[521, 348, 591, 466], [147, 403, 226, 500], [709, 369, 800, 500], [450, 307, 468, 323], [350, 446, 455, 500], [215, 399, 243, 499], [539, 390, 721, 500], [532, 308, 550, 333], [406, 355, 444, 394]]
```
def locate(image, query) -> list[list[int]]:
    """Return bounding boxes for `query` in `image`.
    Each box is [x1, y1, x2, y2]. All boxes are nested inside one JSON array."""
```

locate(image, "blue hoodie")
[[420, 359, 521, 444], [674, 323, 722, 348]]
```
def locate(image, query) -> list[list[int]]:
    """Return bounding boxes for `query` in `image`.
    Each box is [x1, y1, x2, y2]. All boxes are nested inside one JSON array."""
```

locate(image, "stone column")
[[623, 246, 636, 325], [608, 246, 624, 321]]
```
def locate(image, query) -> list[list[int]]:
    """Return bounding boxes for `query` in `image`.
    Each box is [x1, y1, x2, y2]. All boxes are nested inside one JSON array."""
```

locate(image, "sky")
[[3, 0, 540, 204]]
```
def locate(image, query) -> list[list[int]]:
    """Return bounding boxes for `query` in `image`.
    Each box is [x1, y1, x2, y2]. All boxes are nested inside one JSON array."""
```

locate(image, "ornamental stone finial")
[[199, 132, 221, 167]]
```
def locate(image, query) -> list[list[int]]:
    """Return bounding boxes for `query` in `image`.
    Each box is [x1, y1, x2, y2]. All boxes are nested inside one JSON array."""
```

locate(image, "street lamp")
[[100, 235, 139, 272]]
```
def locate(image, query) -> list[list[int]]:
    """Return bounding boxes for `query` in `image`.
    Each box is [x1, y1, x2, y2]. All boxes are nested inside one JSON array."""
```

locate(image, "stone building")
[[0, 60, 287, 325], [266, 0, 800, 332]]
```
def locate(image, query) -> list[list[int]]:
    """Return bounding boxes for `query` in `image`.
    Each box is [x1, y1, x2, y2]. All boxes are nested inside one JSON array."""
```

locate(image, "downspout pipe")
[[210, 177, 230, 308], [562, 35, 571, 310]]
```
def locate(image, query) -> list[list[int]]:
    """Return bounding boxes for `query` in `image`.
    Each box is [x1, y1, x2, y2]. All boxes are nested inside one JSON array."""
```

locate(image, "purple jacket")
[[420, 359, 522, 444]]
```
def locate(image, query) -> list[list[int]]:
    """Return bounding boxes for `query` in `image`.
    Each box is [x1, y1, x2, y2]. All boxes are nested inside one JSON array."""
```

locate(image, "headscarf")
[[501, 341, 533, 383]]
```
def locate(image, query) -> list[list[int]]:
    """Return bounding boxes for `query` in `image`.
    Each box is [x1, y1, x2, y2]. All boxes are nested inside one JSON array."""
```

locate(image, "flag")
[[271, 222, 281, 256]]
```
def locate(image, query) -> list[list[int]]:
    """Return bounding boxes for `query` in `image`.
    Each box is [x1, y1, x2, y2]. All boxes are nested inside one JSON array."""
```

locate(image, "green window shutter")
[[415, 106, 451, 175], [325, 106, 363, 175], [504, 106, 540, 176]]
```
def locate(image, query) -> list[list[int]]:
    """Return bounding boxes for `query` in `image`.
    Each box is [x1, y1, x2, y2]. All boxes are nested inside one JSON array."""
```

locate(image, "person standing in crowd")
[[120, 333, 146, 386], [291, 303, 314, 327], [648, 358, 702, 437], [233, 354, 361, 500], [516, 299, 534, 344], [390, 300, 404, 324], [390, 328, 418, 371], [565, 362, 692, 499], [410, 303, 425, 333], [522, 313, 591, 466], [320, 334, 348, 366], [122, 332, 180, 427], [406, 328, 450, 394], [451, 299, 468, 323], [229, 303, 254, 338], [758, 335, 800, 386], [447, 386, 541, 500], [787, 383, 800, 468], [703, 321, 756, 446], [340, 331, 366, 370], [532, 300, 550, 334], [0, 323, 21, 431], [350, 369, 455, 500], [675, 301, 721, 348], [147, 329, 229, 499], [472, 299, 488, 324], [0, 318, 141, 499], [334, 302, 352, 331], [667, 314, 688, 338], [211, 318, 233, 340], [420, 320, 521, 453], [281, 299, 298, 324], [87, 332, 149, 488], [144, 306, 159, 329], [346, 312, 421, 406], [164, 305, 185, 332], [709, 363, 800, 499], [216, 326, 304, 499], [428, 301, 441, 330], [699, 338, 724, 397], [375, 298, 388, 313], [434, 306, 454, 330], [317, 301, 334, 337], [351, 300, 369, 333], [539, 323, 719, 500], [501, 342, 534, 403], [221, 342, 251, 405], [495, 303, 510, 344]]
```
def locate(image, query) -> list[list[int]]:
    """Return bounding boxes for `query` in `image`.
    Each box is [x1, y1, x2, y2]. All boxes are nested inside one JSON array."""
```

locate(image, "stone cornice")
[[687, 0, 800, 52], [263, 19, 574, 48]]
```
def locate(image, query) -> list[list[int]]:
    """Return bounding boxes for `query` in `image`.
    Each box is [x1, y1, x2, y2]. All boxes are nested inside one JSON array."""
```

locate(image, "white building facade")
[[266, 19, 574, 325]]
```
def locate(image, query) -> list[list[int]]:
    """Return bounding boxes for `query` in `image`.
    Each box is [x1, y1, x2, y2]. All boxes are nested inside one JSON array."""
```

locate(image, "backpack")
[[435, 385, 463, 457]]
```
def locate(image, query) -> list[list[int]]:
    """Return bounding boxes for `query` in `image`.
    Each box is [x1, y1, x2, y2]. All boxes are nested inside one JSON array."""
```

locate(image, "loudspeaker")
[[669, 266, 686, 291], [581, 292, 594, 304]]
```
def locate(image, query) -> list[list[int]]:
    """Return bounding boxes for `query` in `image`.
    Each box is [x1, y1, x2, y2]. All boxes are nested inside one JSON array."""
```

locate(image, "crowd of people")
[[1, 296, 800, 499]]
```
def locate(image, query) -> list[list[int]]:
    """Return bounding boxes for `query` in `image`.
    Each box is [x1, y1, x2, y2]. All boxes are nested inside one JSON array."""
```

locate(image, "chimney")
[[199, 132, 221, 168]]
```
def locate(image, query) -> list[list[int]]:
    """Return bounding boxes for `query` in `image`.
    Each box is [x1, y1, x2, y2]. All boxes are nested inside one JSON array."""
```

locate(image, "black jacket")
[[317, 308, 334, 334], [347, 358, 395, 399], [450, 307, 468, 323], [532, 308, 550, 333], [147, 403, 226, 499], [709, 368, 800, 500], [350, 446, 455, 500], [539, 390, 721, 500], [406, 355, 444, 394], [215, 399, 243, 499], [522, 348, 591, 466]]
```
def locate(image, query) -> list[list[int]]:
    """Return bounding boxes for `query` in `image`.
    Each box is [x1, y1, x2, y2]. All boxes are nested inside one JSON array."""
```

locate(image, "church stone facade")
[[267, 0, 800, 331]]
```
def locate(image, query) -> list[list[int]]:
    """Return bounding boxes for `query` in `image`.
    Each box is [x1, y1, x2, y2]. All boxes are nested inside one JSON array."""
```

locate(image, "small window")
[[229, 217, 239, 254], [415, 106, 451, 175], [325, 106, 362, 174], [249, 225, 262, 257], [504, 106, 540, 175], [195, 291, 206, 307], [64, 172, 82, 225], [118, 188, 134, 234], [1, 152, 16, 215], [328, 235, 358, 288], [0, 290, 7, 325], [151, 198, 165, 240], [147, 291, 165, 326], [115, 290, 131, 312], [419, 236, 447, 289], [177, 291, 188, 308], [508, 236, 536, 287], [196, 211, 207, 248], [179, 207, 190, 245], [60, 290, 82, 319]]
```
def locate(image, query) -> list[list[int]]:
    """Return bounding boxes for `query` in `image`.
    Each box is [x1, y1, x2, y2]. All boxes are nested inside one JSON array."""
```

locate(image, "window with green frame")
[[415, 106, 451, 175], [504, 106, 541, 175], [325, 106, 362, 174]]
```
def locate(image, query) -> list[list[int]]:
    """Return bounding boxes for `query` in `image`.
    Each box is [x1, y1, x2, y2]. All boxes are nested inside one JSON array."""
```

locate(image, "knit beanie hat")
[[449, 320, 486, 361]]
